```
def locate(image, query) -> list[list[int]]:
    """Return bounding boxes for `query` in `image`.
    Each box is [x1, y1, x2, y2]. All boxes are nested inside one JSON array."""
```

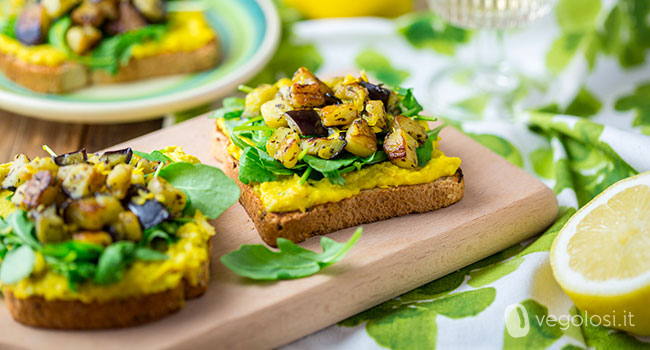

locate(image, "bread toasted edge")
[[2, 240, 212, 329], [211, 128, 465, 247], [0, 39, 219, 93]]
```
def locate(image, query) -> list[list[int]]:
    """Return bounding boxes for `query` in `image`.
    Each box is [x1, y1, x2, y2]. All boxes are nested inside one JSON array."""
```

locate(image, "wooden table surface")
[[0, 110, 164, 162]]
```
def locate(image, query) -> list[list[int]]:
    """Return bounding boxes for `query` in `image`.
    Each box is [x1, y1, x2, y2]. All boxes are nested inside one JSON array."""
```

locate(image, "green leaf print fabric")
[[277, 0, 650, 348]]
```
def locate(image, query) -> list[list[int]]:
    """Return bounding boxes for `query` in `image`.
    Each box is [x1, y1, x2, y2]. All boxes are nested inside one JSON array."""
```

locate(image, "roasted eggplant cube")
[[271, 132, 301, 169], [260, 98, 290, 128], [132, 0, 166, 22], [65, 195, 124, 231], [42, 0, 82, 18], [71, 0, 105, 26], [289, 83, 326, 109], [104, 1, 147, 35], [345, 118, 377, 158], [1, 154, 30, 189], [244, 84, 278, 118], [15, 4, 51, 46], [363, 100, 388, 133], [99, 148, 133, 167], [147, 177, 187, 218], [61, 164, 106, 199], [73, 231, 113, 246], [109, 211, 142, 242], [106, 163, 132, 199], [34, 205, 69, 244], [285, 109, 327, 137], [360, 81, 391, 107], [319, 103, 358, 127], [266, 127, 295, 157], [300, 137, 346, 159], [393, 115, 427, 146], [384, 128, 419, 169], [128, 199, 170, 230], [66, 25, 103, 55], [15, 171, 59, 210], [54, 149, 88, 166]]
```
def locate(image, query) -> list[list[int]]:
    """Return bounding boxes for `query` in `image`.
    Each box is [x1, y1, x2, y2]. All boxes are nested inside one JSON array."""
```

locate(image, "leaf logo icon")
[[504, 303, 530, 338]]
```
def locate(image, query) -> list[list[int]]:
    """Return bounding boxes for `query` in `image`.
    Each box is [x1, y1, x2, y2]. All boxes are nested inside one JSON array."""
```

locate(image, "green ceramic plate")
[[0, 0, 280, 123]]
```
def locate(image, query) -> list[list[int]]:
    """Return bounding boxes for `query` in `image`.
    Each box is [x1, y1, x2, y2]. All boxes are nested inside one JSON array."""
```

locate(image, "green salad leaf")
[[48, 16, 73, 54], [0, 17, 16, 38], [0, 245, 35, 284], [397, 88, 424, 117], [86, 24, 167, 74], [158, 162, 241, 219], [416, 125, 445, 167], [212, 97, 246, 120], [221, 227, 363, 280], [134, 150, 172, 163], [41, 241, 104, 262], [95, 241, 137, 285], [6, 210, 40, 249]]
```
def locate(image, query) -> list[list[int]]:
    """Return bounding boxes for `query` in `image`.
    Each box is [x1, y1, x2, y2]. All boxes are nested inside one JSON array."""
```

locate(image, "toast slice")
[[3, 243, 211, 329], [212, 129, 465, 247], [0, 40, 219, 93]]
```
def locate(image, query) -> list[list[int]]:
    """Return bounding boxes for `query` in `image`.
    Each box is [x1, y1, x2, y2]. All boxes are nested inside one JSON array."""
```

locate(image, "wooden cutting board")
[[0, 116, 558, 350]]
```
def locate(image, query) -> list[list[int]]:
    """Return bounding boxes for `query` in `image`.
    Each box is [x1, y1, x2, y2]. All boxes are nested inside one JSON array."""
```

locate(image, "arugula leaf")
[[41, 241, 104, 262], [238, 147, 277, 184], [0, 216, 8, 234], [86, 25, 167, 74], [221, 227, 363, 280], [302, 155, 358, 173], [158, 162, 240, 219], [323, 170, 346, 186], [7, 210, 40, 249], [95, 241, 136, 285], [0, 245, 36, 284], [44, 256, 97, 291], [416, 125, 445, 167], [48, 16, 72, 54], [134, 247, 168, 261], [0, 17, 16, 38], [212, 97, 246, 120], [397, 88, 424, 117], [134, 150, 172, 163]]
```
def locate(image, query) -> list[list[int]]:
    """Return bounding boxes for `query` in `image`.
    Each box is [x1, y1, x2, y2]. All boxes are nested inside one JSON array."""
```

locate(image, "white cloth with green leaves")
[[255, 0, 650, 348]]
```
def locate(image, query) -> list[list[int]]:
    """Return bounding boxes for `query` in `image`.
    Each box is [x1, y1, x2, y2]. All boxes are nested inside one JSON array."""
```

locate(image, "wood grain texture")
[[0, 110, 163, 162], [0, 116, 558, 350]]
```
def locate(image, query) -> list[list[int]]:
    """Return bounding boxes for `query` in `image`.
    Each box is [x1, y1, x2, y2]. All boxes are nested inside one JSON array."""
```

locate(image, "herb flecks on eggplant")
[[228, 67, 435, 185]]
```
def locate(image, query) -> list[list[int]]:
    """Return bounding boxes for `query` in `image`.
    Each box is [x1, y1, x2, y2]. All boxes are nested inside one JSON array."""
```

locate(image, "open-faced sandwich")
[[212, 67, 464, 246], [0, 146, 239, 329], [0, 0, 219, 93]]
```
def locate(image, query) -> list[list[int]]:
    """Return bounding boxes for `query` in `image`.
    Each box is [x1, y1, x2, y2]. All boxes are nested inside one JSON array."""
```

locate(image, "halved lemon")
[[551, 172, 650, 335]]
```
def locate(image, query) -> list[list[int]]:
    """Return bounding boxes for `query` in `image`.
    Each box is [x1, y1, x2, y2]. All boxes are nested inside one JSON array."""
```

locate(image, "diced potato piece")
[[72, 231, 113, 246], [66, 25, 103, 55], [383, 128, 419, 169], [110, 211, 142, 242], [34, 205, 68, 244], [289, 83, 326, 109], [334, 83, 368, 112], [244, 84, 279, 118], [147, 177, 187, 217], [393, 115, 427, 146], [65, 195, 124, 231], [42, 0, 81, 18], [61, 164, 106, 199], [71, 0, 105, 26], [386, 91, 402, 115], [266, 127, 295, 157], [14, 171, 59, 210], [1, 154, 31, 189], [261, 98, 290, 128], [107, 164, 131, 199], [319, 103, 358, 127], [273, 131, 301, 168], [363, 100, 388, 133], [98, 0, 119, 20], [300, 137, 346, 159], [292, 67, 332, 96], [345, 119, 377, 157]]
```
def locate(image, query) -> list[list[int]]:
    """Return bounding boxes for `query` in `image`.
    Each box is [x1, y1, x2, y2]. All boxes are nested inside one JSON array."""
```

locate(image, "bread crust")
[[0, 39, 219, 93], [211, 129, 465, 247], [3, 240, 212, 329]]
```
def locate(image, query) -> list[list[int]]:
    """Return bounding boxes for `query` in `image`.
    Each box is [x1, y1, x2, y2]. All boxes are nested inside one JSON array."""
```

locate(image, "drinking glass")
[[428, 0, 553, 120]]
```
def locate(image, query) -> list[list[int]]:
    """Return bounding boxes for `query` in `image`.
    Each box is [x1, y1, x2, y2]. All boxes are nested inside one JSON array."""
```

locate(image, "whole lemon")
[[283, 0, 413, 19]]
